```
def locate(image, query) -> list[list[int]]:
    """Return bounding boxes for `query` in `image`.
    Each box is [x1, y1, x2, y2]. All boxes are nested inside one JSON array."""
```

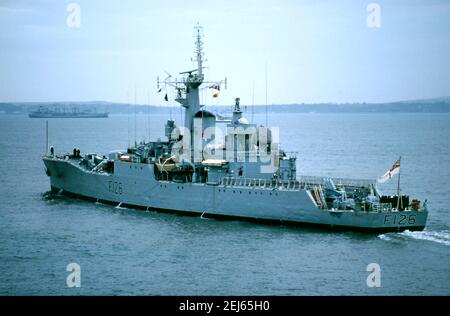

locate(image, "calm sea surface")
[[0, 112, 449, 295]]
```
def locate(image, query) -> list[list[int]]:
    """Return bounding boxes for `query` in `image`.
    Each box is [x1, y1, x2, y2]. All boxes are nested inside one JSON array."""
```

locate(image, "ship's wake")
[[115, 203, 127, 210], [401, 230, 450, 246], [41, 190, 65, 201], [379, 230, 450, 246]]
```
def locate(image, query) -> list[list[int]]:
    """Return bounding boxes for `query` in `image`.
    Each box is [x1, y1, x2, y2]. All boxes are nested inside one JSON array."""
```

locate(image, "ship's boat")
[[155, 155, 178, 171]]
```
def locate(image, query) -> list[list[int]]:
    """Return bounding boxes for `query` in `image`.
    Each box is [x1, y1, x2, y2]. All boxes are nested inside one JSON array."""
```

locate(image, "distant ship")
[[29, 106, 108, 118], [42, 24, 428, 233]]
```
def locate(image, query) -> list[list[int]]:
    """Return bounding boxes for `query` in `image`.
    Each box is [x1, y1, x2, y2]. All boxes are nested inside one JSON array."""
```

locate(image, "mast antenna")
[[147, 90, 150, 142], [193, 22, 205, 80], [45, 120, 48, 155], [127, 91, 130, 148], [134, 85, 137, 146], [252, 80, 255, 123], [265, 62, 268, 127]]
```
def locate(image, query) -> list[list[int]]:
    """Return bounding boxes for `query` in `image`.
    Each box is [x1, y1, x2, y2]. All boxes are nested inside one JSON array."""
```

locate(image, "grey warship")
[[43, 25, 428, 233]]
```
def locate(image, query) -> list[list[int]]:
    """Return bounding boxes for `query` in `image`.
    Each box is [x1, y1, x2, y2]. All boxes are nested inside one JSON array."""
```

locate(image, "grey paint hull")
[[43, 157, 428, 233]]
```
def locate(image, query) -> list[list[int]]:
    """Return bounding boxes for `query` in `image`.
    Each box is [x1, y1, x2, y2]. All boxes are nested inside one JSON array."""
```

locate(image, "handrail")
[[299, 175, 376, 187], [371, 202, 392, 213], [218, 174, 376, 192]]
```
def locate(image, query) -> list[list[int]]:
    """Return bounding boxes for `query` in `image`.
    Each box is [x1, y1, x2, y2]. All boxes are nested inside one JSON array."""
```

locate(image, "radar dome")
[[238, 117, 249, 125]]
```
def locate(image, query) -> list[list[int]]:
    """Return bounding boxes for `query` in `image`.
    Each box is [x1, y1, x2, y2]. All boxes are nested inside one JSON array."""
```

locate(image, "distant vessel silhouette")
[[29, 106, 108, 118]]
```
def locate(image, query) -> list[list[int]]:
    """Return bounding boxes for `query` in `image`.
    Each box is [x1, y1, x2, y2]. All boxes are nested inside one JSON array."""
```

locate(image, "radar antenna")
[[193, 22, 205, 80], [156, 24, 226, 138]]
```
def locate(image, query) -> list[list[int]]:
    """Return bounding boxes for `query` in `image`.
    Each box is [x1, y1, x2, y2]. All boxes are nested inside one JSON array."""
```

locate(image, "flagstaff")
[[397, 156, 402, 210]]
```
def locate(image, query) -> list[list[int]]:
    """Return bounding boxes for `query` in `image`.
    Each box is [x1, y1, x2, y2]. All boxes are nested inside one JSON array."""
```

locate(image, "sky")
[[0, 0, 449, 106]]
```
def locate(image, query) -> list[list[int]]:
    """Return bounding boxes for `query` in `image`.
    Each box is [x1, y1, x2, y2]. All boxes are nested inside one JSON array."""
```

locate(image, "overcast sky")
[[1, 0, 449, 105]]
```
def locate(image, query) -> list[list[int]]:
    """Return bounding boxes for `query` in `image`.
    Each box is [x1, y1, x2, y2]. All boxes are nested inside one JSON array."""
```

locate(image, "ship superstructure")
[[42, 25, 428, 232]]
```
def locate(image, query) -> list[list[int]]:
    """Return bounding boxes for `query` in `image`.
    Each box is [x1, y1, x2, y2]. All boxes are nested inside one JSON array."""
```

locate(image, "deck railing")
[[219, 175, 376, 191], [370, 203, 393, 213], [298, 175, 377, 187]]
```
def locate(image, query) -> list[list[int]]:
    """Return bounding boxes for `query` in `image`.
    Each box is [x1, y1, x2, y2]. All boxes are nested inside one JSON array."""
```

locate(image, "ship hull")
[[43, 157, 428, 233]]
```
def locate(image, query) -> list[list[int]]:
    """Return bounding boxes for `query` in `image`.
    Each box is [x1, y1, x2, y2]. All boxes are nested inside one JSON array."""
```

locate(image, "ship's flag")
[[212, 91, 220, 98], [377, 159, 401, 183], [209, 83, 220, 91], [164, 93, 168, 102]]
